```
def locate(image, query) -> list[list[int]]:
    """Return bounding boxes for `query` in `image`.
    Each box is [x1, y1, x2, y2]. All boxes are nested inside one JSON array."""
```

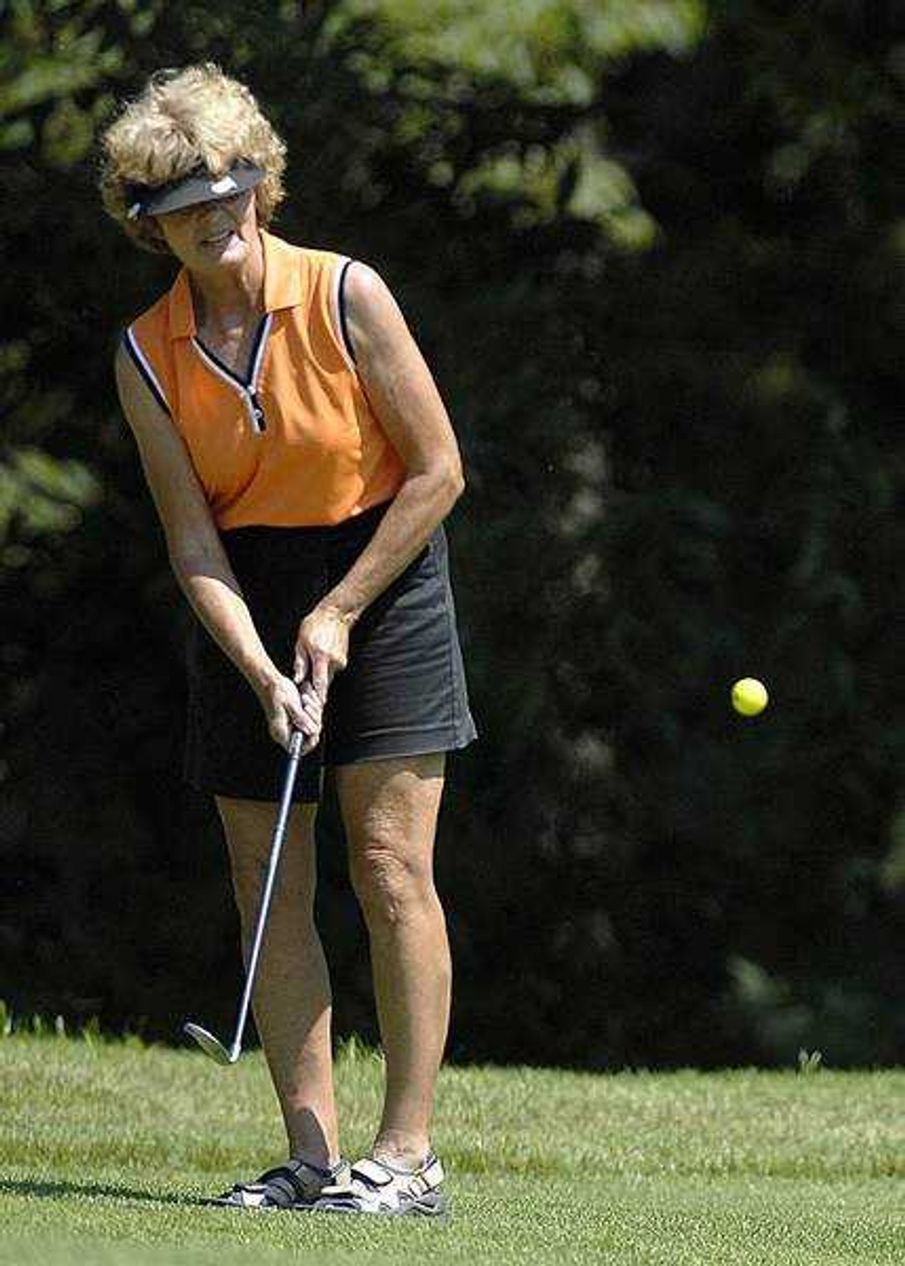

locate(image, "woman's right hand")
[[255, 671, 323, 754]]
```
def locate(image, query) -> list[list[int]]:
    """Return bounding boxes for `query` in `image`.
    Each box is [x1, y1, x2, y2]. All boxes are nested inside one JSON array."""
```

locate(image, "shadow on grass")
[[0, 1178, 207, 1208]]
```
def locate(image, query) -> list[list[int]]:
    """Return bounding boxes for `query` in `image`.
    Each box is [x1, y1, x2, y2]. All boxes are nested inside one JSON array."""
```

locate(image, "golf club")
[[184, 727, 304, 1065]]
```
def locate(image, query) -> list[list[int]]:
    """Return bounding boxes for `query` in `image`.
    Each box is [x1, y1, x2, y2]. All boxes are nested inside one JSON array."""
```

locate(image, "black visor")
[[126, 160, 265, 220]]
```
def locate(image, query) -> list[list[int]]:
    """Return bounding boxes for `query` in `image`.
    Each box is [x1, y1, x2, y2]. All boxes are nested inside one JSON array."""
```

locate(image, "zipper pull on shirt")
[[190, 313, 272, 436], [247, 388, 266, 432]]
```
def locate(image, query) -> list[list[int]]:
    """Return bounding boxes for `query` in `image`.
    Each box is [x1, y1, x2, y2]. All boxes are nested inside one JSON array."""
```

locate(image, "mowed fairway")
[[0, 1033, 902, 1266]]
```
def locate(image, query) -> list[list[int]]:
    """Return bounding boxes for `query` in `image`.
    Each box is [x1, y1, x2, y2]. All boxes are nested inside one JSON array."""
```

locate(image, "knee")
[[219, 801, 316, 924], [229, 849, 273, 918], [350, 838, 436, 929]]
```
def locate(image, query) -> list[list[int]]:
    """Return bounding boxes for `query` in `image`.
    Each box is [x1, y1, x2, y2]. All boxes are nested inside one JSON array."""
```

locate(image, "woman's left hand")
[[294, 604, 353, 702]]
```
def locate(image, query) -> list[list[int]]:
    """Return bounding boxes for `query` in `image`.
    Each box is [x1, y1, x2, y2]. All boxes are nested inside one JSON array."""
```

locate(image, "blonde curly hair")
[[99, 64, 287, 254]]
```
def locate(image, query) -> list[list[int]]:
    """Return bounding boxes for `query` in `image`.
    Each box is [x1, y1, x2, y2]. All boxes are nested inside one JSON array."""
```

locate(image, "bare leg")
[[217, 796, 339, 1167], [335, 754, 450, 1167]]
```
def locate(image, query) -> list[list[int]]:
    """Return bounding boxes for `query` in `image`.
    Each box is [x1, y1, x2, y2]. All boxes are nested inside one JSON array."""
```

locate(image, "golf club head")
[[183, 1021, 238, 1066]]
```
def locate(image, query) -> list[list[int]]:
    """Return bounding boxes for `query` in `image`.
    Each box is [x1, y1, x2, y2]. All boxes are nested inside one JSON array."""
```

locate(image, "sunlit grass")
[[0, 1030, 902, 1264]]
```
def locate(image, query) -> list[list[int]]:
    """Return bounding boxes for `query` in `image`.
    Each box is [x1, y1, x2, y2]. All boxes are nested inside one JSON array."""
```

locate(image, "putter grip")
[[289, 728, 304, 760]]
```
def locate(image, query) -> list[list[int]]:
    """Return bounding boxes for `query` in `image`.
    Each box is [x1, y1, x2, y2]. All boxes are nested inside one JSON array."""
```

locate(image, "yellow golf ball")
[[731, 678, 769, 716]]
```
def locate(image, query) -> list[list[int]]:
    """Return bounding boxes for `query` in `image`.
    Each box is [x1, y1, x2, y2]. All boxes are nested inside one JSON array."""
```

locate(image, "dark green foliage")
[[1, 0, 903, 1067]]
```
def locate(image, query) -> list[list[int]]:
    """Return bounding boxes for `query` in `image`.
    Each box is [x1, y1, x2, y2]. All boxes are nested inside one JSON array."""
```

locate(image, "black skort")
[[183, 503, 477, 803]]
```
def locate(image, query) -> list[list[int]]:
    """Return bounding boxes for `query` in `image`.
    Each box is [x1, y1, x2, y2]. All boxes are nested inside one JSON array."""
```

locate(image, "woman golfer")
[[100, 64, 475, 1216]]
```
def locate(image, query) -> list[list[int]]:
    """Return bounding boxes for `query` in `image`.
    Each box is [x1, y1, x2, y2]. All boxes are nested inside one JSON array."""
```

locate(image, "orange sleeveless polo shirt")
[[123, 232, 405, 529]]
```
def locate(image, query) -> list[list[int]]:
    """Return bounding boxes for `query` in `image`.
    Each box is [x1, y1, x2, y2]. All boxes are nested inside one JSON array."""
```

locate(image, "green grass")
[[0, 1031, 902, 1265]]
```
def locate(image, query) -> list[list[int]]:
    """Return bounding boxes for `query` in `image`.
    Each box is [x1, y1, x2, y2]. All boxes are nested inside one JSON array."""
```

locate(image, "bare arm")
[[114, 344, 319, 751], [294, 263, 464, 694]]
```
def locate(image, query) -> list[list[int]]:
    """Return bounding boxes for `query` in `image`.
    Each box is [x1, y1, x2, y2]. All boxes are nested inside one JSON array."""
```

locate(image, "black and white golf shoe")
[[313, 1152, 447, 1217], [209, 1157, 350, 1210]]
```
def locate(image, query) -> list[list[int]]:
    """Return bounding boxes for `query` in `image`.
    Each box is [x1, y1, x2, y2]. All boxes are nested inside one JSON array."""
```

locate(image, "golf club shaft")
[[229, 728, 304, 1057]]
